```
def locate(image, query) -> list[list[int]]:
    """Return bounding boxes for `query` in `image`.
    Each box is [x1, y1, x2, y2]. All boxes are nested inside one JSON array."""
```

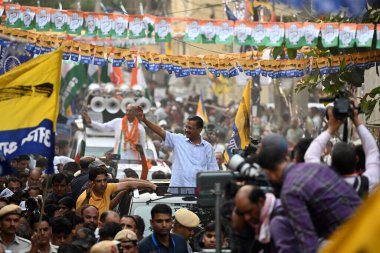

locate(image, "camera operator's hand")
[[327, 107, 342, 135], [350, 100, 362, 128]]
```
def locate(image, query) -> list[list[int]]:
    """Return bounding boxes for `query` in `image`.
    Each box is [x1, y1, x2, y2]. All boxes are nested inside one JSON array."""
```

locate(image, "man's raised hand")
[[136, 106, 145, 121]]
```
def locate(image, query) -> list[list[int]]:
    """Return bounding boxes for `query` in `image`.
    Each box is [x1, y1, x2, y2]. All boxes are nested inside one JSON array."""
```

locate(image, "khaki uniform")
[[0, 235, 31, 252]]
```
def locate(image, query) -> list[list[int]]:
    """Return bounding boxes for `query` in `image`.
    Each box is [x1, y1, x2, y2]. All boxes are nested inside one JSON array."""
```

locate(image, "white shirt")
[[304, 125, 380, 192], [164, 131, 218, 187], [91, 118, 146, 160]]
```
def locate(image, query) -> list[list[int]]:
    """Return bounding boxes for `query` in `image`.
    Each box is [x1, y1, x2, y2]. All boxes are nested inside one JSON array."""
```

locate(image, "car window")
[[85, 146, 113, 157]]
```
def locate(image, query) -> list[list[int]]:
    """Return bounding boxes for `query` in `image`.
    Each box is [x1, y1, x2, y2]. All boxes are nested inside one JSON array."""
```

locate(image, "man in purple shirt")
[[257, 134, 361, 253]]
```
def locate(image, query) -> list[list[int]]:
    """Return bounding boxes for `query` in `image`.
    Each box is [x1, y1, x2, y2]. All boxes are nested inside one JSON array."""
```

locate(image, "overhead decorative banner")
[[215, 20, 234, 44], [339, 23, 356, 48], [128, 15, 146, 39], [0, 3, 378, 49], [356, 23, 374, 48], [113, 14, 128, 38], [303, 22, 321, 47], [201, 21, 217, 44], [51, 10, 67, 32], [321, 22, 339, 48], [235, 21, 252, 45], [21, 6, 36, 30], [154, 17, 171, 42], [98, 13, 114, 38], [266, 22, 285, 47], [0, 47, 62, 175], [35, 7, 51, 32], [285, 22, 304, 49], [0, 27, 379, 81], [67, 11, 83, 35], [184, 20, 202, 43]]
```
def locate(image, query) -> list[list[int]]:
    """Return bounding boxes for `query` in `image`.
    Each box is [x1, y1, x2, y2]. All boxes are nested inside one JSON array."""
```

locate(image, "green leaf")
[[273, 46, 284, 60], [287, 49, 297, 59], [257, 46, 267, 52]]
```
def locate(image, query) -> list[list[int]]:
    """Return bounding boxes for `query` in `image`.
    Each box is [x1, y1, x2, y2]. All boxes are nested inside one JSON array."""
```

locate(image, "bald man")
[[232, 185, 299, 253], [82, 104, 146, 160], [26, 169, 42, 189]]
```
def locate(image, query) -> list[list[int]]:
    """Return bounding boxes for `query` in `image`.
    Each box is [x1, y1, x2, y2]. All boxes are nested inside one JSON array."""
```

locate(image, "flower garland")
[[121, 116, 139, 152]]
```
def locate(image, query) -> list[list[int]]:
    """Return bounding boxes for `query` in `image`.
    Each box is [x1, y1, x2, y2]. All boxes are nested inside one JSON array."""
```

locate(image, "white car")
[[70, 126, 171, 180]]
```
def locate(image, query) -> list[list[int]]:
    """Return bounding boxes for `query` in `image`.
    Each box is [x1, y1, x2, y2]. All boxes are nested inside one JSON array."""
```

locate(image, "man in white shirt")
[[82, 104, 146, 160], [305, 105, 380, 194]]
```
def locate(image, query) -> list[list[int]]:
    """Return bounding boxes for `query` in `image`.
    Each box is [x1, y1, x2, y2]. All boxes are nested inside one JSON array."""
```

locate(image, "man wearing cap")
[[173, 208, 200, 253], [257, 134, 361, 253], [82, 104, 146, 160], [138, 108, 218, 187], [90, 240, 120, 253], [114, 229, 139, 253], [0, 204, 31, 252]]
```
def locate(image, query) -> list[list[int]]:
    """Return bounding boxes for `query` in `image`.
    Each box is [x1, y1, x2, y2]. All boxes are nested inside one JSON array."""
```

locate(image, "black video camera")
[[321, 89, 361, 121], [332, 89, 351, 121]]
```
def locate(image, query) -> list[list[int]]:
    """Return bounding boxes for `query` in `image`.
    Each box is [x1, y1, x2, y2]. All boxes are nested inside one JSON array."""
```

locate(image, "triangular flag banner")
[[235, 21, 252, 45], [285, 22, 304, 49], [51, 10, 67, 32], [184, 20, 202, 43], [356, 23, 374, 48], [339, 23, 356, 48], [21, 6, 36, 30], [321, 23, 339, 48], [215, 20, 234, 44], [201, 21, 217, 44], [155, 17, 171, 43], [266, 22, 285, 47]]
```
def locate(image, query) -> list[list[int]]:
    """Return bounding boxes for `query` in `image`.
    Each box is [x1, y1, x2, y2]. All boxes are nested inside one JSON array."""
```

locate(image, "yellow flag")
[[0, 47, 62, 174], [318, 187, 380, 253], [224, 79, 251, 162], [196, 95, 209, 125]]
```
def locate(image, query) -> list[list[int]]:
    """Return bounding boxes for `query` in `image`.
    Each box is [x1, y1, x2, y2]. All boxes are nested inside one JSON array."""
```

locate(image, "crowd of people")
[[1, 95, 379, 253]]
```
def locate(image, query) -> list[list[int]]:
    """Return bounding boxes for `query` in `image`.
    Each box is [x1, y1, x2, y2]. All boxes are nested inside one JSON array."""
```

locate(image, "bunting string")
[[1, 3, 379, 49], [0, 26, 379, 79]]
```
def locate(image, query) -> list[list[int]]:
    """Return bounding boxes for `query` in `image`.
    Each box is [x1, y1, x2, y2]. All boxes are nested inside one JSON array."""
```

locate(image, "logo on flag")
[[224, 80, 251, 162], [0, 47, 62, 174]]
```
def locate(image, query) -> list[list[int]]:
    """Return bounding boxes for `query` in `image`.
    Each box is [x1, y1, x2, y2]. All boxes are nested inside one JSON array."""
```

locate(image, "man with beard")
[[138, 108, 218, 187], [80, 205, 99, 232], [0, 204, 31, 252], [138, 204, 188, 253], [26, 215, 58, 253]]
